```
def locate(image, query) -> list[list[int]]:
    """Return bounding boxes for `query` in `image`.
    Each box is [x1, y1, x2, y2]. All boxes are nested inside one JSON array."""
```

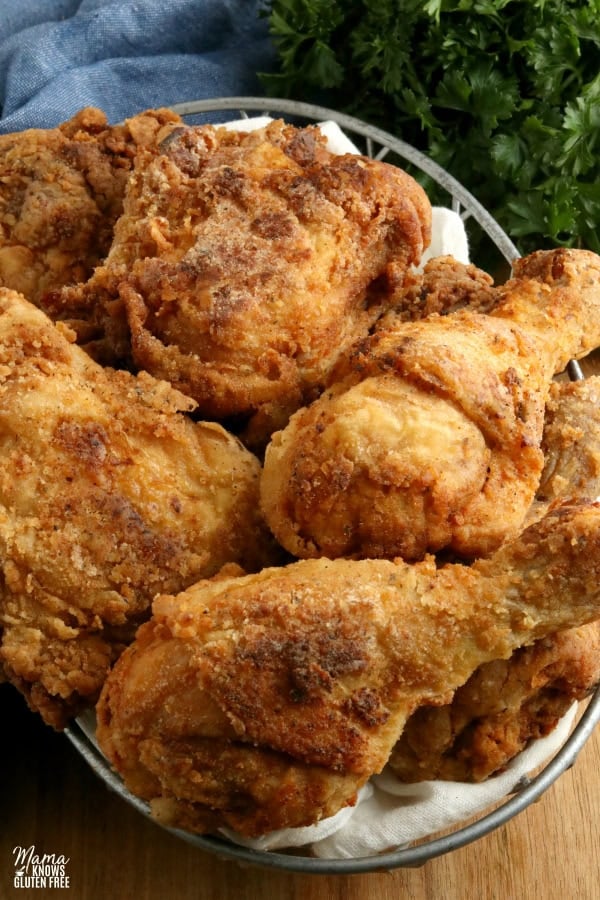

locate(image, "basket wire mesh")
[[66, 97, 600, 874]]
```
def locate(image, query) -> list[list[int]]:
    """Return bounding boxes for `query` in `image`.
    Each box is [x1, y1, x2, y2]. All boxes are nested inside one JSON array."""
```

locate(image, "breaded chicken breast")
[[0, 288, 277, 728]]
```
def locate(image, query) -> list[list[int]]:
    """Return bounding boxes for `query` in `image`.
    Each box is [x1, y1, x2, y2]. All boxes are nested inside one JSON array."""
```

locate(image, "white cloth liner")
[[221, 704, 577, 857], [77, 117, 580, 859]]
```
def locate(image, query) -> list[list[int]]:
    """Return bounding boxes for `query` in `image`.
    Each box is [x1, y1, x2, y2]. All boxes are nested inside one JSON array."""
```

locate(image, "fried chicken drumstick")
[[261, 248, 600, 560], [97, 500, 600, 838], [0, 289, 277, 728], [389, 374, 600, 783], [0, 106, 181, 306], [55, 119, 431, 444]]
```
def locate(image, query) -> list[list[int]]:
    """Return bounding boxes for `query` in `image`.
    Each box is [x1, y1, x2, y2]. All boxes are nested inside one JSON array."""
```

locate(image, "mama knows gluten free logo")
[[13, 845, 70, 890]]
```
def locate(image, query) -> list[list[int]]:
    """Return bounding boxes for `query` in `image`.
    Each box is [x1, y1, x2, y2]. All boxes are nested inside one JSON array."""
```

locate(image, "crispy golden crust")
[[261, 248, 600, 561], [538, 376, 600, 504], [495, 249, 600, 367], [258, 261, 600, 790], [0, 107, 181, 306], [96, 501, 600, 837], [389, 376, 600, 783], [0, 289, 278, 728], [388, 622, 600, 782], [375, 254, 497, 327], [56, 120, 431, 445]]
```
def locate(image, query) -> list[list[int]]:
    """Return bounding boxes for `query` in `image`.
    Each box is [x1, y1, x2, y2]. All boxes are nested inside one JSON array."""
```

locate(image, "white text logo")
[[13, 845, 70, 890]]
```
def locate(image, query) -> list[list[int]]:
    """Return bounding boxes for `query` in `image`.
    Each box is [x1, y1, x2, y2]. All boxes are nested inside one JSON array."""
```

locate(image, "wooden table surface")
[[3, 357, 600, 900]]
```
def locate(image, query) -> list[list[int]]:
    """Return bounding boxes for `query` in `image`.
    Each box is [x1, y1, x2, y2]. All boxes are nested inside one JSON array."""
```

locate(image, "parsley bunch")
[[261, 0, 600, 256]]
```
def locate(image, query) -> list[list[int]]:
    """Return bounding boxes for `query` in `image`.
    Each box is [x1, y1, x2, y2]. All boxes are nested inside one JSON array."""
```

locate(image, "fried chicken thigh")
[[0, 289, 276, 728], [261, 248, 600, 560], [97, 500, 600, 837], [56, 120, 431, 444], [0, 106, 181, 306], [388, 622, 600, 782]]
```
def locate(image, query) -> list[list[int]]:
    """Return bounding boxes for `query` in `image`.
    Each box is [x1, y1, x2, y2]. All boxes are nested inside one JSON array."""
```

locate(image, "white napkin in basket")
[[221, 704, 577, 856]]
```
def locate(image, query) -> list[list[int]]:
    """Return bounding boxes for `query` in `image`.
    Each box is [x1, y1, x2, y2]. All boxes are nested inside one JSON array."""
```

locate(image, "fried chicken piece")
[[56, 120, 431, 445], [0, 106, 181, 306], [261, 248, 600, 561], [96, 500, 600, 838], [376, 254, 497, 326], [387, 622, 600, 783], [389, 375, 600, 783], [523, 375, 600, 527], [538, 376, 600, 505], [0, 289, 277, 729]]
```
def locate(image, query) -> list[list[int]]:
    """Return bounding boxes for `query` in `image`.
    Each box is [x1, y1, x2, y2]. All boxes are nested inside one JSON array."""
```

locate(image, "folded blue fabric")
[[0, 0, 275, 133]]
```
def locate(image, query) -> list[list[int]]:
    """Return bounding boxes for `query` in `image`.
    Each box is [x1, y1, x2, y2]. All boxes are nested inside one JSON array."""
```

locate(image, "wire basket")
[[66, 97, 600, 874]]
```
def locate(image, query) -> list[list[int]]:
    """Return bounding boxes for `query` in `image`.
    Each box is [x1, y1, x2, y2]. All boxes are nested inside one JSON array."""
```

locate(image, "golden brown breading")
[[388, 622, 600, 783], [0, 106, 181, 306], [390, 376, 600, 782], [261, 248, 600, 561], [96, 500, 600, 838], [0, 289, 277, 728], [56, 120, 431, 445], [538, 376, 600, 505], [375, 254, 497, 327], [388, 375, 600, 783]]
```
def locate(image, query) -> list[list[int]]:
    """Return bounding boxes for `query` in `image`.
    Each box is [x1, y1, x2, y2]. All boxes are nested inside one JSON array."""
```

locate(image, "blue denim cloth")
[[0, 0, 275, 132]]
